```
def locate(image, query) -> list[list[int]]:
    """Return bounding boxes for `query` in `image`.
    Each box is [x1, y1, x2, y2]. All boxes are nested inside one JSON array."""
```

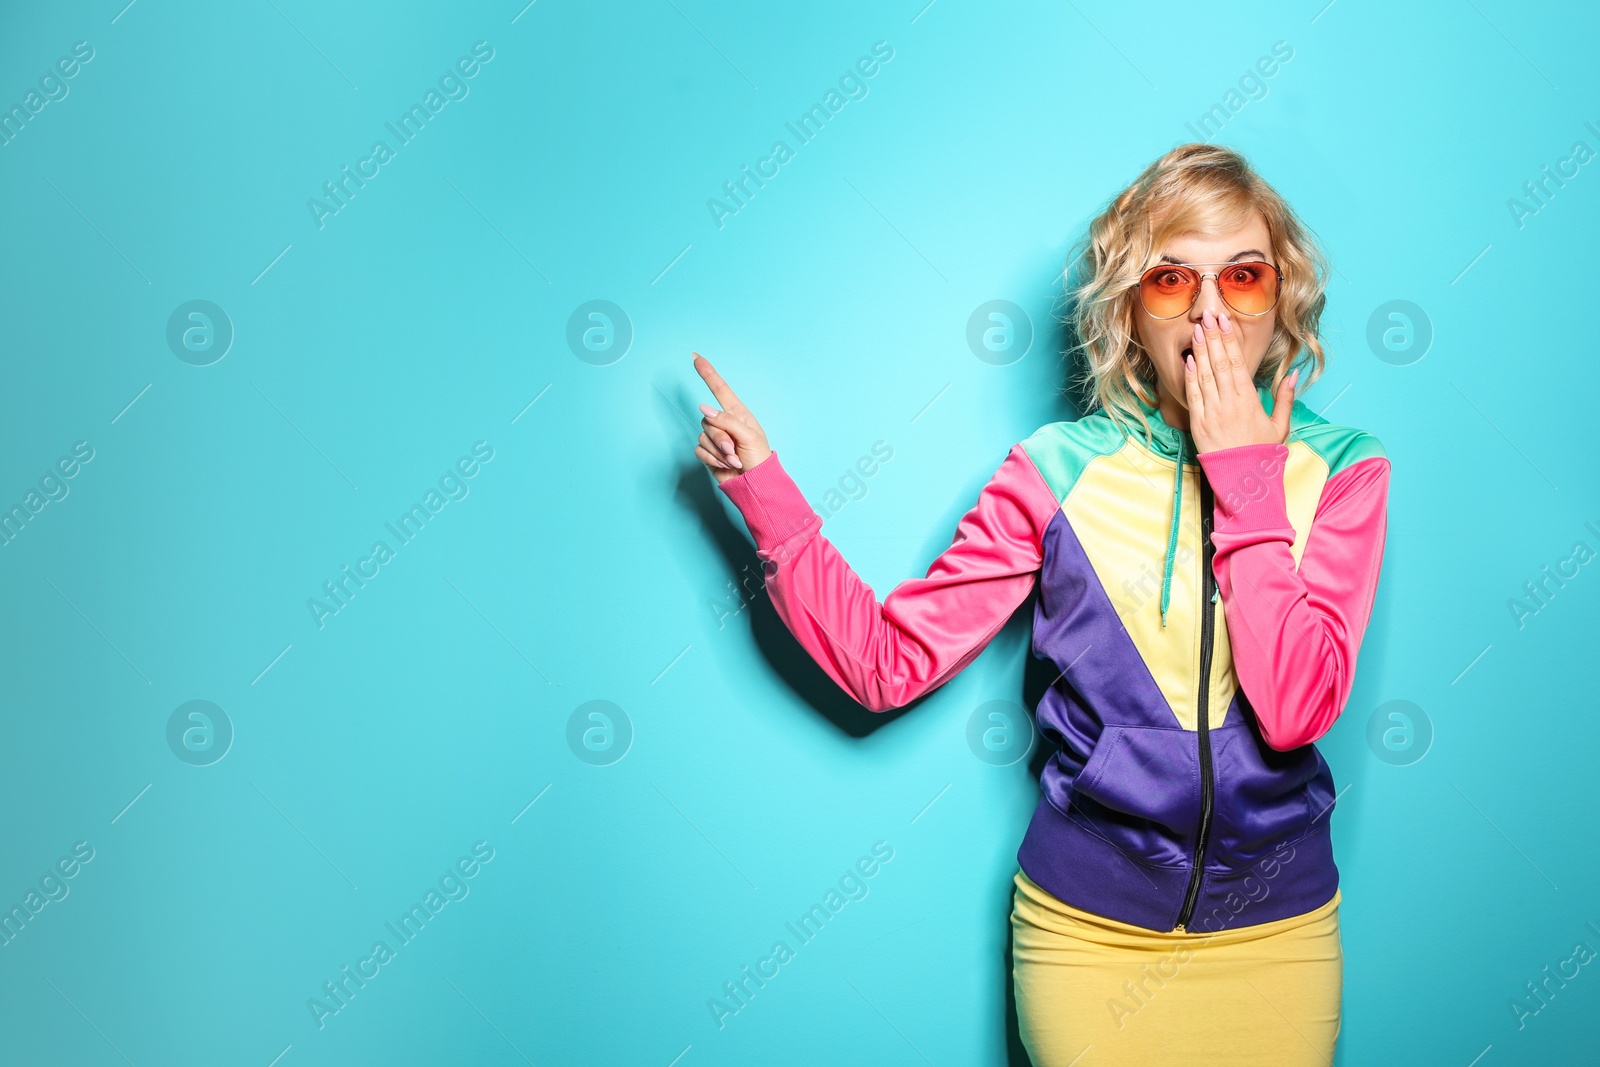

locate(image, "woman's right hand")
[[692, 353, 773, 485]]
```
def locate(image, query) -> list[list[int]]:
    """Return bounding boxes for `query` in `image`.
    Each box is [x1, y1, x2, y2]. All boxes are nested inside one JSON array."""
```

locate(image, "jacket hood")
[[1123, 382, 1280, 461]]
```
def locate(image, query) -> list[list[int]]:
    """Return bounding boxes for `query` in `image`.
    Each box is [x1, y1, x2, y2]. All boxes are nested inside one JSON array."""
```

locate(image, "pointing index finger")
[[693, 352, 746, 414]]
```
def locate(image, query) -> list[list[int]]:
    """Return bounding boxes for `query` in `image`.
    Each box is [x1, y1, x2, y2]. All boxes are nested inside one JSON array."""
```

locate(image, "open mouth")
[[1180, 345, 1194, 359]]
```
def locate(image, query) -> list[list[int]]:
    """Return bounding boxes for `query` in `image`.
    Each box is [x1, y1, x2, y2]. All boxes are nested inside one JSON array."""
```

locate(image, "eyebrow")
[[1159, 249, 1268, 264]]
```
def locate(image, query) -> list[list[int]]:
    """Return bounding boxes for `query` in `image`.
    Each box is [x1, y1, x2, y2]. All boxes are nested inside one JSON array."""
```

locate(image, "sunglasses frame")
[[1136, 260, 1285, 320]]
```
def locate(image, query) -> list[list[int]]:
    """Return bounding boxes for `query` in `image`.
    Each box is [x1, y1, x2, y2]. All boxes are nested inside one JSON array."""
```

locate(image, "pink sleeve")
[[716, 446, 1060, 712], [1197, 442, 1391, 752]]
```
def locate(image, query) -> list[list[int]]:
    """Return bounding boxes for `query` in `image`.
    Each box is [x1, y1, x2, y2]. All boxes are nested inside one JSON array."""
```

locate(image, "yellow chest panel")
[[1059, 438, 1331, 731]]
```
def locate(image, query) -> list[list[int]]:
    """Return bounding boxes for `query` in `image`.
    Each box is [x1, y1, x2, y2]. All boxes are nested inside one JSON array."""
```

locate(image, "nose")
[[1189, 275, 1226, 323]]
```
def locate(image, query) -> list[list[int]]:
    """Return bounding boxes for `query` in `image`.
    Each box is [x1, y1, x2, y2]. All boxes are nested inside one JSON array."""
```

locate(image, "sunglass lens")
[[1219, 262, 1279, 315], [1139, 267, 1198, 318]]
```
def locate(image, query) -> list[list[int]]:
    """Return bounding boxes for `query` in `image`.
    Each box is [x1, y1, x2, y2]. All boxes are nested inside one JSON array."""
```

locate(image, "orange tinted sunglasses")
[[1137, 260, 1283, 320]]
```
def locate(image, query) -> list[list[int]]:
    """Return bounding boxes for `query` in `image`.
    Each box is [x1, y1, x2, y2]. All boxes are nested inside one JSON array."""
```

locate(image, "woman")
[[691, 143, 1390, 1066]]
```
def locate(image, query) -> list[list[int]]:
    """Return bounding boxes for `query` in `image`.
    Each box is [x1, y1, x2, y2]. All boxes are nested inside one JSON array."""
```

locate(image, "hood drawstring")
[[1145, 384, 1275, 626], [1159, 431, 1182, 628]]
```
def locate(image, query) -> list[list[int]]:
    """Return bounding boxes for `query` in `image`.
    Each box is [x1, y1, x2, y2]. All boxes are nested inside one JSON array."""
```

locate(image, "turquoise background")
[[0, 0, 1596, 1063]]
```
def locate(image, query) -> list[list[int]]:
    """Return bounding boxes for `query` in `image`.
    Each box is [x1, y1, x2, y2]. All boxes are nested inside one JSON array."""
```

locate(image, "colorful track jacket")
[[717, 383, 1391, 933]]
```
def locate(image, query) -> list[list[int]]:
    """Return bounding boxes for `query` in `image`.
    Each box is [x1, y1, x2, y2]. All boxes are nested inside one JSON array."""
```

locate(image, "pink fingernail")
[[1219, 311, 1232, 333], [699, 404, 717, 417]]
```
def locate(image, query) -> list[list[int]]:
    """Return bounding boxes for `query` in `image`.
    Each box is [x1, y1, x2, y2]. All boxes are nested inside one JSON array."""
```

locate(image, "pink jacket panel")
[[717, 447, 1061, 712], [1197, 443, 1391, 751]]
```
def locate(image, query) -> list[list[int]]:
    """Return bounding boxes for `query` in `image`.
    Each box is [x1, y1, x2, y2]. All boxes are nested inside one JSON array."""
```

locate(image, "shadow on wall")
[[665, 241, 1095, 1064], [667, 235, 1092, 729], [680, 448, 1054, 1063]]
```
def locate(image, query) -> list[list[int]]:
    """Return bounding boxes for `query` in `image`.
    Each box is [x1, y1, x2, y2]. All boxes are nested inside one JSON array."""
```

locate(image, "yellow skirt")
[[1010, 869, 1342, 1066]]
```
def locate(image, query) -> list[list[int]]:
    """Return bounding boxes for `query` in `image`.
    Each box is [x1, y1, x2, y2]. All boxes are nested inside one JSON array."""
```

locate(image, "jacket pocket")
[[1207, 724, 1320, 866], [1066, 724, 1199, 869]]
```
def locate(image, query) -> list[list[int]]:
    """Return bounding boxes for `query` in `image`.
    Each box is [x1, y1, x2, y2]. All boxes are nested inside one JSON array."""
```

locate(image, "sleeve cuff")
[[716, 451, 823, 558], [1198, 442, 1292, 532]]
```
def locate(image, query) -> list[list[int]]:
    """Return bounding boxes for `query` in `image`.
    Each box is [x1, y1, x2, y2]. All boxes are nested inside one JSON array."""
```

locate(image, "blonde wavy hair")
[[1060, 143, 1331, 442]]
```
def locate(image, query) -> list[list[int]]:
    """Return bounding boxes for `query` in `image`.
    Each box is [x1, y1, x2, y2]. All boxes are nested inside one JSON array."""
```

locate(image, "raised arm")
[[716, 446, 1060, 712], [1197, 442, 1391, 751]]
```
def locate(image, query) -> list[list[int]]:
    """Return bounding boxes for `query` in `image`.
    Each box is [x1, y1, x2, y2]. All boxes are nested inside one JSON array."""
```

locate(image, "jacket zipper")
[[1174, 470, 1217, 932]]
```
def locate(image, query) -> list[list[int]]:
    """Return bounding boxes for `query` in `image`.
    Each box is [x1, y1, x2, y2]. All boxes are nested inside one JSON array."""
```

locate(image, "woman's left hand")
[[1185, 308, 1298, 455]]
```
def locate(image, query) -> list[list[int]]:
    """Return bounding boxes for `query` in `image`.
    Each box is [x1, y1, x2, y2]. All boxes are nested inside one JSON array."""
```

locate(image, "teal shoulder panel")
[[1019, 416, 1128, 502], [1286, 397, 1386, 478]]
